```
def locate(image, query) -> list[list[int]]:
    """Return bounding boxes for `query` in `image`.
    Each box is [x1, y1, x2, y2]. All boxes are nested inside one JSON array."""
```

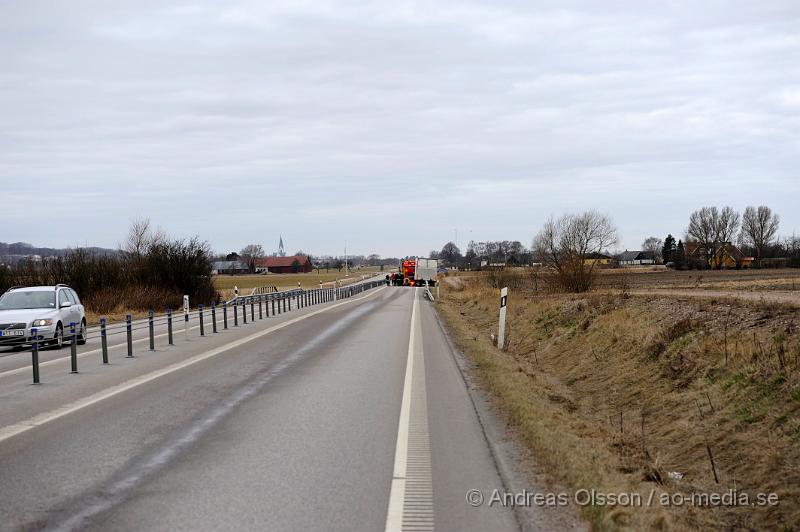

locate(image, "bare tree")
[[641, 236, 663, 263], [124, 218, 152, 258], [740, 206, 780, 265], [240, 244, 265, 262], [687, 207, 717, 267], [532, 211, 618, 292], [687, 206, 740, 268], [439, 241, 462, 267]]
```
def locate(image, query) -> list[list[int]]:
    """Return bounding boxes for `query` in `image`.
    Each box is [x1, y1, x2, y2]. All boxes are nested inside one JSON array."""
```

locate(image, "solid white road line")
[[0, 287, 385, 445], [385, 289, 434, 532]]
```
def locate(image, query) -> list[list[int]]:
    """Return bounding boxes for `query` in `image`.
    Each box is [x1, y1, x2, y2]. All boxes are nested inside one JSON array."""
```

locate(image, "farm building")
[[618, 250, 656, 266], [254, 255, 314, 274], [581, 252, 614, 267], [684, 242, 754, 269], [212, 260, 251, 275]]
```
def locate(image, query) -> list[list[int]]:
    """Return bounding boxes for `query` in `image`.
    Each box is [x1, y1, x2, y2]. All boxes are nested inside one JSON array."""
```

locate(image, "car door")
[[68, 289, 84, 321], [58, 289, 79, 330]]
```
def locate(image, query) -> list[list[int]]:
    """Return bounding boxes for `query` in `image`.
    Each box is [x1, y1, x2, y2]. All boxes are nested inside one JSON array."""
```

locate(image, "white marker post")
[[183, 295, 190, 340], [498, 287, 508, 350]]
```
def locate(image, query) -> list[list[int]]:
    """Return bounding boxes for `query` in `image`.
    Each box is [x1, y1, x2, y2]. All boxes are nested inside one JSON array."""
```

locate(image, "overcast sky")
[[1, 1, 798, 258]]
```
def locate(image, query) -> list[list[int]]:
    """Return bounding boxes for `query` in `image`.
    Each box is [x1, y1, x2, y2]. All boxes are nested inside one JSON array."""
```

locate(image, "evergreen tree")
[[674, 240, 686, 270], [662, 234, 676, 264]]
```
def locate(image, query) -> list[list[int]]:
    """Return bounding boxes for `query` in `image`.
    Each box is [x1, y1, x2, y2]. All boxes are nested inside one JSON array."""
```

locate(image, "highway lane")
[[0, 287, 523, 531]]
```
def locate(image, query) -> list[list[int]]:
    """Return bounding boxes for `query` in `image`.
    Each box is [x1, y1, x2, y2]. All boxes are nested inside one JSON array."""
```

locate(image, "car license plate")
[[0, 330, 24, 336]]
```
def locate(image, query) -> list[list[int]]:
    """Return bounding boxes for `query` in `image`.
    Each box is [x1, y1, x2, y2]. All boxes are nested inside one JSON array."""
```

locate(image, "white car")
[[0, 284, 87, 349]]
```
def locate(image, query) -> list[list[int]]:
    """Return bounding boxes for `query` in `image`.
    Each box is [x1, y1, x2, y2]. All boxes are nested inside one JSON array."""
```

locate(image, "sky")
[[1, 0, 798, 258]]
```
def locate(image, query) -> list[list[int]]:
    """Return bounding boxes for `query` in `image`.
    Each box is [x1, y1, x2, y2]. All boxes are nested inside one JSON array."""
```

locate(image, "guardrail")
[[9, 278, 385, 385]]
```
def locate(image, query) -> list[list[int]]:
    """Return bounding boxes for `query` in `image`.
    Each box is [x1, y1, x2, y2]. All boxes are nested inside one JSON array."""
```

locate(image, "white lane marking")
[[0, 287, 385, 445], [385, 289, 434, 532], [0, 294, 351, 380]]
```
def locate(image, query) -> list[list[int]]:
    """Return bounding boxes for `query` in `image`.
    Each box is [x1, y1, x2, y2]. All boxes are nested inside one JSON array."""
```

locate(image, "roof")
[[7, 285, 60, 292], [583, 252, 612, 260], [255, 255, 311, 268], [212, 261, 249, 270], [618, 250, 641, 262]]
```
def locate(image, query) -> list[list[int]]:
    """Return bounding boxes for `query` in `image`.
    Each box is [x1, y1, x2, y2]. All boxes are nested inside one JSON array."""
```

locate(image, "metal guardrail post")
[[223, 302, 228, 329], [234, 299, 239, 326], [149, 310, 155, 350], [272, 297, 276, 316], [288, 294, 292, 311], [31, 328, 40, 384], [167, 309, 174, 345], [212, 303, 218, 333], [199, 304, 205, 336], [283, 295, 287, 313], [101, 318, 108, 363], [126, 315, 134, 357], [242, 298, 248, 324], [70, 322, 78, 373], [250, 297, 255, 322], [258, 295, 263, 319]]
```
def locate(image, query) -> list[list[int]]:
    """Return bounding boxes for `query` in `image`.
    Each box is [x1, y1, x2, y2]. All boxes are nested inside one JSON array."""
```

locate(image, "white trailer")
[[414, 258, 439, 285]]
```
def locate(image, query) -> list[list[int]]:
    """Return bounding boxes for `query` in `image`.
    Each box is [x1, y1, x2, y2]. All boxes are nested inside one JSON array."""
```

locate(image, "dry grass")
[[437, 276, 800, 531], [213, 268, 381, 296]]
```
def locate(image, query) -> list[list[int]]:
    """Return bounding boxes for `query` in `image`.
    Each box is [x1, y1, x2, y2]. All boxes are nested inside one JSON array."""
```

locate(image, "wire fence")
[[3, 276, 386, 384]]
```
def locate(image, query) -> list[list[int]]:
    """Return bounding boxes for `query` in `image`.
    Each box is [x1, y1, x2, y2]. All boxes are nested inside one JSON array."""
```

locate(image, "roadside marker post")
[[199, 305, 205, 337], [272, 297, 276, 316], [31, 328, 40, 384], [233, 299, 239, 326], [183, 295, 190, 341], [100, 318, 109, 363], [148, 310, 155, 350], [223, 302, 228, 330], [250, 297, 255, 322], [498, 287, 508, 351], [242, 298, 248, 324], [258, 295, 263, 320], [167, 309, 174, 345], [211, 303, 218, 333], [126, 315, 134, 358], [70, 322, 78, 373]]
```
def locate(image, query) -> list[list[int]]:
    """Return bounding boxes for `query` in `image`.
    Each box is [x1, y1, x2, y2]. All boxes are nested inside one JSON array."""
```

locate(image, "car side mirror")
[[60, 301, 72, 308]]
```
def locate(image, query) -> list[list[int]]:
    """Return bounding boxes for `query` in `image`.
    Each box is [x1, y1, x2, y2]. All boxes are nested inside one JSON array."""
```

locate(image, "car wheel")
[[77, 320, 87, 345], [53, 323, 64, 350]]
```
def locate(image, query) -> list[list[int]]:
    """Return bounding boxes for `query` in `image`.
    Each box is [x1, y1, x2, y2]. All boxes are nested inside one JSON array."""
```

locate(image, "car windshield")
[[0, 291, 56, 310]]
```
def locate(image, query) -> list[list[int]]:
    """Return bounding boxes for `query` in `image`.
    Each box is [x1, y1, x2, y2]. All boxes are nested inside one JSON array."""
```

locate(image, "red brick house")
[[254, 255, 313, 274]]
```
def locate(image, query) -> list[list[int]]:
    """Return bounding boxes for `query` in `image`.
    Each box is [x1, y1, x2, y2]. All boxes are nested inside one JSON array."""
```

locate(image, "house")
[[618, 250, 656, 266], [684, 242, 754, 269], [582, 252, 614, 267], [212, 260, 251, 275], [254, 255, 314, 274]]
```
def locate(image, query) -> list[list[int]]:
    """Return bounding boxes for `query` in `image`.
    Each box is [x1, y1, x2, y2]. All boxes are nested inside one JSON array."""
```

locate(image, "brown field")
[[437, 270, 800, 531]]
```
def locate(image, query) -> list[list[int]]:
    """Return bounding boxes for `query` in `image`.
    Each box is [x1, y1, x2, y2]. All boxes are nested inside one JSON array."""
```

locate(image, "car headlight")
[[32, 319, 53, 327]]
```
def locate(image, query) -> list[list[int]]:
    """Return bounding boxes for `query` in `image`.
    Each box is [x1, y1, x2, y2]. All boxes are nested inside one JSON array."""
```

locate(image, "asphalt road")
[[0, 286, 522, 531]]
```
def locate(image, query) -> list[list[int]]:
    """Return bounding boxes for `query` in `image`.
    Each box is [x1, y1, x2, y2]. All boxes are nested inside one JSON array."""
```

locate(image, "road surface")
[[0, 286, 533, 531]]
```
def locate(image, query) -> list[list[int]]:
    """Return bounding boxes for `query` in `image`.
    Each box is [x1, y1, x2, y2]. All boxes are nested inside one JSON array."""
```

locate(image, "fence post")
[[126, 314, 134, 357], [212, 303, 218, 333], [70, 322, 78, 373], [148, 310, 155, 350], [234, 299, 239, 326], [31, 328, 40, 384], [223, 301, 228, 329], [498, 287, 508, 351], [101, 318, 108, 363], [167, 309, 174, 345], [199, 304, 205, 336]]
